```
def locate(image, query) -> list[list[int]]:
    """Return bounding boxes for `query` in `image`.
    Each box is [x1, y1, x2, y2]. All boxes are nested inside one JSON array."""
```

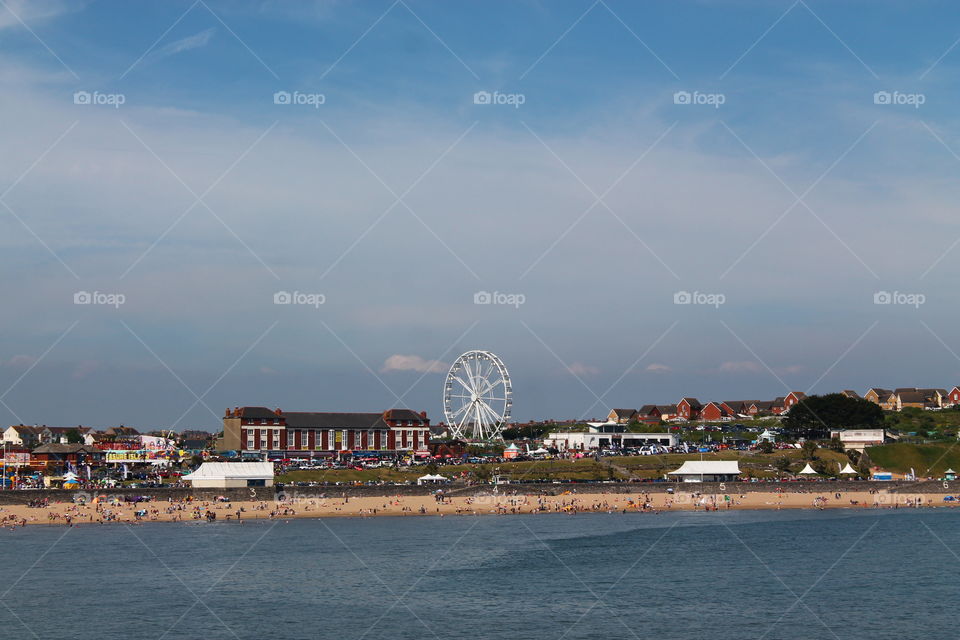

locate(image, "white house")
[[830, 429, 887, 452], [667, 460, 741, 482], [182, 462, 275, 488]]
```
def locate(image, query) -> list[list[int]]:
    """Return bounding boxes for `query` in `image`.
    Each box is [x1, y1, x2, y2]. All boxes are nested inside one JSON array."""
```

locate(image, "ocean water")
[[0, 508, 955, 639]]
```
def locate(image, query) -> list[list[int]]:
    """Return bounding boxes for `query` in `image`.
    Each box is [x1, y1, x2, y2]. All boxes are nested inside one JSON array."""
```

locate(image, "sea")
[[0, 508, 954, 639]]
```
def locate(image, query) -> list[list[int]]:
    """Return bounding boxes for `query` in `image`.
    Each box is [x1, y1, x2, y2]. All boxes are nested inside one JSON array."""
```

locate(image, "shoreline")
[[2, 489, 957, 528]]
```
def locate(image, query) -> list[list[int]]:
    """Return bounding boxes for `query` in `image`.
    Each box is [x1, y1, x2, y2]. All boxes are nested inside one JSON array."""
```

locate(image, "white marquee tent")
[[668, 460, 740, 482], [417, 474, 448, 485], [798, 463, 818, 475], [183, 462, 274, 488]]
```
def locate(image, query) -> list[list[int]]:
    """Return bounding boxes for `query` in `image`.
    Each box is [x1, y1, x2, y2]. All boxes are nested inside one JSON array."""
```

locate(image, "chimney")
[[275, 408, 282, 416], [420, 411, 427, 419]]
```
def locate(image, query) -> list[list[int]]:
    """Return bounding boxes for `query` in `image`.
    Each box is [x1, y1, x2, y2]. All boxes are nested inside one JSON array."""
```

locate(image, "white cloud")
[[380, 354, 448, 374], [566, 362, 600, 376], [5, 355, 37, 368], [645, 363, 671, 373]]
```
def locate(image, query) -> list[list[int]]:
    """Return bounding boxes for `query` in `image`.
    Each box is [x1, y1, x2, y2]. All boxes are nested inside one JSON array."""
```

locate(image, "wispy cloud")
[[146, 27, 216, 64], [380, 354, 448, 374], [566, 362, 600, 376], [645, 363, 671, 373]]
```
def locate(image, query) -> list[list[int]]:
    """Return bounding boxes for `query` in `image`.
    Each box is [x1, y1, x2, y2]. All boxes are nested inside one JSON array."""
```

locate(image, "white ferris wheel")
[[443, 350, 512, 441]]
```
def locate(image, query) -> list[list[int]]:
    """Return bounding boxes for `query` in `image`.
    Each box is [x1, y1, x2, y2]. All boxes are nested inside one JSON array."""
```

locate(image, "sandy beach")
[[0, 488, 956, 527]]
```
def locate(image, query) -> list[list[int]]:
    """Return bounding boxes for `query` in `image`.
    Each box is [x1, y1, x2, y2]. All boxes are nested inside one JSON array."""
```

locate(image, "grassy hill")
[[865, 442, 960, 475]]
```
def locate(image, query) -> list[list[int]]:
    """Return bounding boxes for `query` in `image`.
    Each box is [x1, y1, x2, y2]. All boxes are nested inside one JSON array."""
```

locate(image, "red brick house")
[[677, 398, 703, 421], [782, 392, 806, 413], [949, 386, 960, 406], [636, 405, 662, 423], [700, 402, 732, 421], [220, 406, 430, 455]]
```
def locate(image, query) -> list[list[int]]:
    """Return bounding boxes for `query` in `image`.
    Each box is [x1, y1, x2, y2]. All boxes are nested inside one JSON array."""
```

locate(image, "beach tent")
[[182, 462, 274, 488], [945, 468, 957, 481], [839, 463, 857, 475], [417, 474, 447, 485], [798, 463, 818, 475]]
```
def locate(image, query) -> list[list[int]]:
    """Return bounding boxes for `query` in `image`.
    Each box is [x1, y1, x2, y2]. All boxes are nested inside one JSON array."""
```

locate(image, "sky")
[[2, 0, 960, 430]]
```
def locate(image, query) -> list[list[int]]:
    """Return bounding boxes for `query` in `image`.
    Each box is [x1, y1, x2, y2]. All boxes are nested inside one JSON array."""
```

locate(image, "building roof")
[[32, 444, 100, 454], [897, 391, 929, 403], [679, 397, 702, 408], [609, 408, 637, 419], [230, 407, 428, 429], [637, 405, 660, 415], [657, 405, 678, 413], [668, 461, 741, 476], [841, 390, 860, 398], [183, 462, 274, 481]]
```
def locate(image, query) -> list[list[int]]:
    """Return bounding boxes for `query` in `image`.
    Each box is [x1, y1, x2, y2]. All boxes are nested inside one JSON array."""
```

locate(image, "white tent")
[[182, 462, 274, 488], [668, 460, 740, 482], [839, 463, 857, 475], [798, 463, 818, 475], [417, 474, 447, 485]]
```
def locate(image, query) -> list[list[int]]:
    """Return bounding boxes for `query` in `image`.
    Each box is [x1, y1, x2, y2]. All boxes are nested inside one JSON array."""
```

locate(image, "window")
[[246, 430, 254, 450], [367, 430, 375, 450], [260, 431, 267, 450], [301, 431, 309, 449], [272, 429, 280, 449], [288, 430, 297, 449]]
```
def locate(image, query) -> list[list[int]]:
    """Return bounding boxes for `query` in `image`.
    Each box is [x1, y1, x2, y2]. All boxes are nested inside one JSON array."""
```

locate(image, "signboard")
[[2, 452, 29, 465], [106, 450, 174, 463]]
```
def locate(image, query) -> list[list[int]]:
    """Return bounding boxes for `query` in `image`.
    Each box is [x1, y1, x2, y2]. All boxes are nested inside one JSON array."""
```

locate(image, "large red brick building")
[[219, 407, 430, 456]]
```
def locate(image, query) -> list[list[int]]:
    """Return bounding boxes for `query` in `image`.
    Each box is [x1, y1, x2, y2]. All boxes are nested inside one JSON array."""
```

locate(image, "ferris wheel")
[[443, 350, 512, 441]]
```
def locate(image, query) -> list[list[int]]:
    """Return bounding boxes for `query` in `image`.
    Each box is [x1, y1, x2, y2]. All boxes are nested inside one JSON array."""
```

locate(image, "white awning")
[[668, 461, 740, 475]]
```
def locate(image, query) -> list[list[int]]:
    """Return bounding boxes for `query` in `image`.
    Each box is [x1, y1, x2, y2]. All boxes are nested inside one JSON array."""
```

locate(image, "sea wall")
[[0, 479, 953, 505]]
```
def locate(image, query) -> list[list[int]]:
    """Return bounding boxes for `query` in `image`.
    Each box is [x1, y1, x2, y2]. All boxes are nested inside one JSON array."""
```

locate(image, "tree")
[[801, 440, 818, 460], [774, 456, 792, 473], [782, 394, 883, 439], [758, 440, 774, 454], [65, 429, 84, 444]]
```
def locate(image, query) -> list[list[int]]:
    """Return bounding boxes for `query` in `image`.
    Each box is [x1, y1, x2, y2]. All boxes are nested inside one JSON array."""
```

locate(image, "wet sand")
[[0, 489, 956, 527]]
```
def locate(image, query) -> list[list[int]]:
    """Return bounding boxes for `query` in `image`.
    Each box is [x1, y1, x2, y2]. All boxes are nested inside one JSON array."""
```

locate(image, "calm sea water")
[[0, 508, 955, 639]]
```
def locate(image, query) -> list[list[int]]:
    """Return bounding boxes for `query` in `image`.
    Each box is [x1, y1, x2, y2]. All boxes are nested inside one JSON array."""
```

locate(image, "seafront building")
[[218, 406, 431, 457], [542, 423, 678, 451]]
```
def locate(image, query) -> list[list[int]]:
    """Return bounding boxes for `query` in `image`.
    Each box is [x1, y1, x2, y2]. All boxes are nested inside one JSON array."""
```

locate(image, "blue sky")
[[2, 0, 960, 430]]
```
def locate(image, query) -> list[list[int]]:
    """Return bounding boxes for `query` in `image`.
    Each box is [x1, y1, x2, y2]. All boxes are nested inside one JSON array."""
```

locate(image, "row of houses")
[[863, 387, 960, 411], [610, 386, 960, 425], [607, 392, 811, 424]]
